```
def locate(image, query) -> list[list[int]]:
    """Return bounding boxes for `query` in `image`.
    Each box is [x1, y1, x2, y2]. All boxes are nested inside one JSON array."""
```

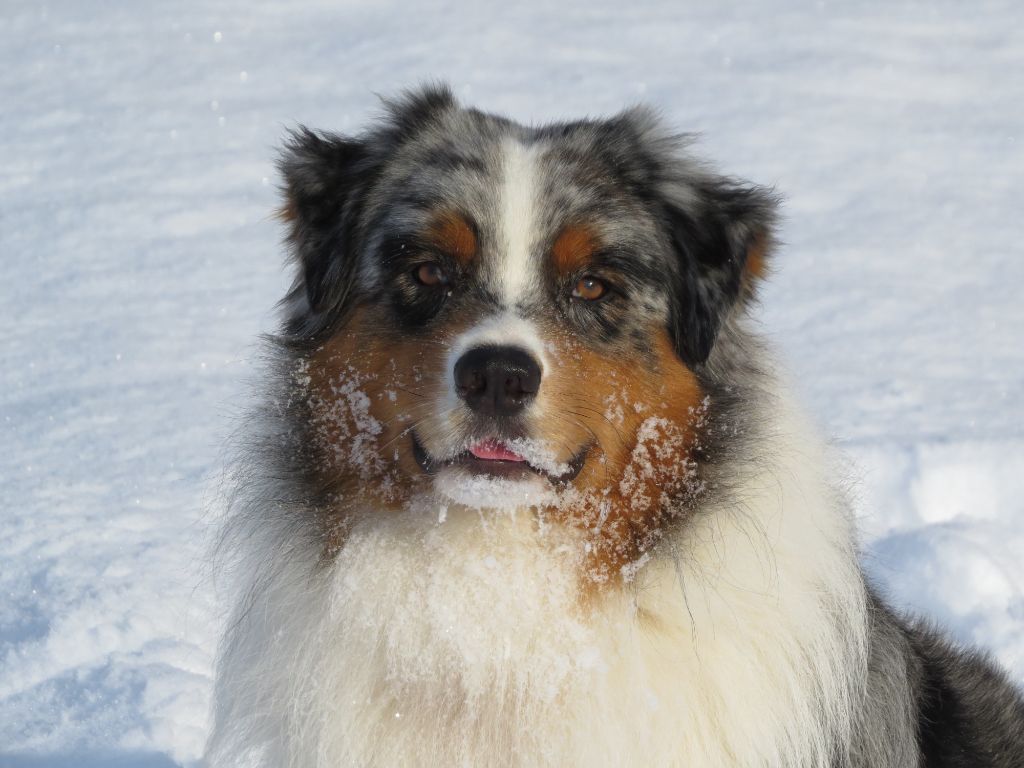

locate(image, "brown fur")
[[742, 235, 770, 291], [301, 306, 439, 547], [536, 329, 706, 583], [551, 223, 599, 277], [426, 211, 478, 267], [301, 305, 705, 587]]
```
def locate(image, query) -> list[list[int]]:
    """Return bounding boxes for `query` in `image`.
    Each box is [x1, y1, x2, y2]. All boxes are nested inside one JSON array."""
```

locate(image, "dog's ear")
[[278, 128, 373, 325], [278, 85, 458, 336], [661, 176, 778, 366]]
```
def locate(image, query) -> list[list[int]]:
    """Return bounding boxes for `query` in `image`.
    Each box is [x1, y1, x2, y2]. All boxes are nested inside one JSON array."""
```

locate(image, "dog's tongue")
[[469, 439, 526, 462]]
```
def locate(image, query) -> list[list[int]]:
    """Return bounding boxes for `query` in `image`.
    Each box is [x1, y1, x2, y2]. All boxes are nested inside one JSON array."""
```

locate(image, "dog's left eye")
[[571, 275, 608, 301], [413, 262, 449, 287]]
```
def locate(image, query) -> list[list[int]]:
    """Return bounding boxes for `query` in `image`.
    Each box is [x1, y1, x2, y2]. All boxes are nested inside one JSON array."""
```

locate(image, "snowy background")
[[2, 0, 1022, 764]]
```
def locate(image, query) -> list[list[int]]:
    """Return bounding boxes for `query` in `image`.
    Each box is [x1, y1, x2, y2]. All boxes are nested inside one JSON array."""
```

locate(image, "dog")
[[205, 85, 1024, 767]]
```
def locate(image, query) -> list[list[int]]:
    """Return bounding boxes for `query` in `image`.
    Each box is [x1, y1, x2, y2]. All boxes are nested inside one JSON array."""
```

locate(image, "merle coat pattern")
[[206, 86, 1024, 768]]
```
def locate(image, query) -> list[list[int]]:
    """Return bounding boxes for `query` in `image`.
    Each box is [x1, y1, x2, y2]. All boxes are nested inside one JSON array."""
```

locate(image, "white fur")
[[205, 384, 868, 767], [495, 139, 541, 306], [431, 467, 554, 510]]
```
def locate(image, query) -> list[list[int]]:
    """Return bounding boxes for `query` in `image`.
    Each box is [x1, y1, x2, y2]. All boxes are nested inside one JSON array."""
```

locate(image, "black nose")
[[453, 345, 542, 417]]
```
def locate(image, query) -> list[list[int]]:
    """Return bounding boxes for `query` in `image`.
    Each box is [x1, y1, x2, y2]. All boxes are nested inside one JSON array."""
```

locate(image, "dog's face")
[[281, 87, 775, 579]]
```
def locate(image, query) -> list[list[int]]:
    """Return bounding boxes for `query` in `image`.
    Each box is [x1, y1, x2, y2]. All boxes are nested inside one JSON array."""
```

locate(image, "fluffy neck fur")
[[206, 382, 869, 768]]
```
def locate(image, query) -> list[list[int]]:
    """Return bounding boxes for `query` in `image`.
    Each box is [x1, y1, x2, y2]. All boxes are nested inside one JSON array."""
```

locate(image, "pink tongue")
[[469, 440, 526, 462]]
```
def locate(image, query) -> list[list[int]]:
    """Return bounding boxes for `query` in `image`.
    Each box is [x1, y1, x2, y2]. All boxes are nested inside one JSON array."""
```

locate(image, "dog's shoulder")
[[906, 623, 1024, 767]]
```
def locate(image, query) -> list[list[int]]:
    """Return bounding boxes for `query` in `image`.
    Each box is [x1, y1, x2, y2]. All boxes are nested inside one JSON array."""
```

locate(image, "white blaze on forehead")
[[496, 138, 542, 306]]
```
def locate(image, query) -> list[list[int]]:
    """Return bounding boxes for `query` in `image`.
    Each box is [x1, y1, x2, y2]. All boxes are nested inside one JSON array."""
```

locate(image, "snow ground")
[[1, 0, 1022, 764]]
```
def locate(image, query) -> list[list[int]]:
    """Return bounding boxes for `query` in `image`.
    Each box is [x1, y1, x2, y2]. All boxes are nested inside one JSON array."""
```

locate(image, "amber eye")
[[413, 262, 448, 287], [571, 275, 607, 301]]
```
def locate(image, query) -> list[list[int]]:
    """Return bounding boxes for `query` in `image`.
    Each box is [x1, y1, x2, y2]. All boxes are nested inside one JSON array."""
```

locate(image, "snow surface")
[[2, 0, 1022, 764]]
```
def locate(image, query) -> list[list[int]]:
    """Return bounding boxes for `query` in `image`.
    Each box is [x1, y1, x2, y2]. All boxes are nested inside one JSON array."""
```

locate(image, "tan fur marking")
[[536, 330, 706, 587], [302, 307, 442, 551], [742, 234, 770, 289], [551, 224, 599, 276], [301, 301, 705, 585], [277, 200, 299, 223], [427, 211, 478, 266]]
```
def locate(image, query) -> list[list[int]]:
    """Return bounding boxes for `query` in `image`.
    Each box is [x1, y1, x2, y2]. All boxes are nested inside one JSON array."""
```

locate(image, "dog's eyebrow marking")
[[496, 138, 541, 306], [551, 223, 599, 277], [426, 210, 477, 266]]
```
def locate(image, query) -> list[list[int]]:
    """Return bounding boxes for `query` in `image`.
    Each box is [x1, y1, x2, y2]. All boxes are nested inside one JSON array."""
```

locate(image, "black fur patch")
[[663, 180, 778, 365], [278, 128, 374, 332], [911, 627, 1024, 767]]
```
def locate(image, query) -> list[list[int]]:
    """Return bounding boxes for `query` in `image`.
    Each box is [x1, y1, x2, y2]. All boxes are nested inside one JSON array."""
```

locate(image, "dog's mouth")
[[412, 432, 589, 485]]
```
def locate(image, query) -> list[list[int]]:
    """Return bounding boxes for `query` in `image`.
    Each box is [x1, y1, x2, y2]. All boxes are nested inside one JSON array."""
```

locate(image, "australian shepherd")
[[205, 86, 1024, 767]]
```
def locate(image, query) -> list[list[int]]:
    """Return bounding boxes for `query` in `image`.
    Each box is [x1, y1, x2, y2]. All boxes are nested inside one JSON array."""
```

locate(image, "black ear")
[[663, 177, 778, 365], [278, 127, 372, 326], [277, 86, 458, 336]]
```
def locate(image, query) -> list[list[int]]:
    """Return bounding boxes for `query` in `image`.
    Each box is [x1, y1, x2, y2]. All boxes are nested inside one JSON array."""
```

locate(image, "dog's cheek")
[[301, 308, 439, 506], [542, 330, 706, 586]]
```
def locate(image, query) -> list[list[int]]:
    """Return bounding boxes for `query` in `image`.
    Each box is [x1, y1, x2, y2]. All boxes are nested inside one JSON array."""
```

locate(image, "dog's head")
[[279, 86, 776, 578]]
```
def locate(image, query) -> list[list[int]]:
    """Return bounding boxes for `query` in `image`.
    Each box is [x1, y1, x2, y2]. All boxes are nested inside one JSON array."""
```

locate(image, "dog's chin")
[[411, 431, 591, 510], [431, 464, 557, 510]]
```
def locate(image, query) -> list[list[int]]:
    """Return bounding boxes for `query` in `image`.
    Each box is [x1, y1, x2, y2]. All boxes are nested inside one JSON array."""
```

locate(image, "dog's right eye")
[[413, 262, 449, 288], [571, 275, 608, 301]]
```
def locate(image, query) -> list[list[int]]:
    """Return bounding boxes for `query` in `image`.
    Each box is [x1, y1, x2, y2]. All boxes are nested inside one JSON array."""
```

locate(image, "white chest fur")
[[206, 405, 868, 768]]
